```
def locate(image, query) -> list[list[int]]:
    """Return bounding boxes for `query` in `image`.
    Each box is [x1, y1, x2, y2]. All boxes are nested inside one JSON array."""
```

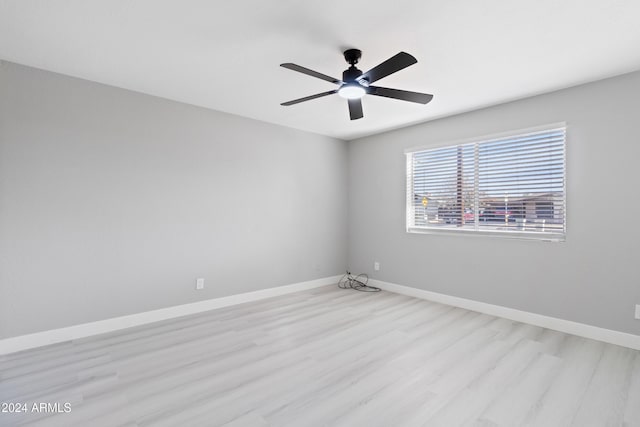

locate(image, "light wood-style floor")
[[1, 285, 639, 427]]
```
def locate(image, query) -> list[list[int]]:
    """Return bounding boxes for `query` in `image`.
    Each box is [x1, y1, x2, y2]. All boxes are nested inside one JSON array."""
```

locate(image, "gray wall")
[[0, 61, 348, 338], [348, 71, 640, 335]]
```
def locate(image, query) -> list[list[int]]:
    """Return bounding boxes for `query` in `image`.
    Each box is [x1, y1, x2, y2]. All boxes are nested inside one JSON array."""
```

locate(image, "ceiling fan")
[[280, 49, 433, 120]]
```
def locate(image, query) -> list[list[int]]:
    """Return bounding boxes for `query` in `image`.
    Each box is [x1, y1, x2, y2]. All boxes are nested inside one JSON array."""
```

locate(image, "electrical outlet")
[[635, 304, 640, 320], [196, 278, 205, 290], [374, 261, 380, 271]]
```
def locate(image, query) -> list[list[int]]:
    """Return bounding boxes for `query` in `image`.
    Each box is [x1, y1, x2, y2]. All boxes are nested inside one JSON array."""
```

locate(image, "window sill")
[[406, 226, 565, 242]]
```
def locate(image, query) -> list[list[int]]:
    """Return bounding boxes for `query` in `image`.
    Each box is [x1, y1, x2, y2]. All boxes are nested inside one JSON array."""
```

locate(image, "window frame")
[[405, 123, 567, 242]]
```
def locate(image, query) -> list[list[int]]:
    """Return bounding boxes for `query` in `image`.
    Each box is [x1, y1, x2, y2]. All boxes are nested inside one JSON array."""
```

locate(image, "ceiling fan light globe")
[[338, 84, 366, 99]]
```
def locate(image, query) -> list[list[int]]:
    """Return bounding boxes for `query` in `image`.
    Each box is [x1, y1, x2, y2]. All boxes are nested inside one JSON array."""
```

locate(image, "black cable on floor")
[[338, 271, 381, 292]]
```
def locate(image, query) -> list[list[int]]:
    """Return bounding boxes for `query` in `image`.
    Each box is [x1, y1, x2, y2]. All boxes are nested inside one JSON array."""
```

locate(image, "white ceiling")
[[1, 1, 640, 140]]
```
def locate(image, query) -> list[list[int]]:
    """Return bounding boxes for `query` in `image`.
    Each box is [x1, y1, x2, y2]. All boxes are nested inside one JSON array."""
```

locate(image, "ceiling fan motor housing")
[[343, 66, 364, 83]]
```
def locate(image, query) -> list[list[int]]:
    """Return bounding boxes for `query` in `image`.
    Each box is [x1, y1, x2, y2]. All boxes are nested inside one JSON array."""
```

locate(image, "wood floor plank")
[[520, 337, 604, 427], [476, 352, 562, 426], [624, 351, 640, 426], [570, 344, 637, 427], [420, 338, 544, 426]]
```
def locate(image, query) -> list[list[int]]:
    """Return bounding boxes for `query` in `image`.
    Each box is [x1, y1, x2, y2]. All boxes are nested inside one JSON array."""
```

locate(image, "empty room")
[[1, 1, 640, 426]]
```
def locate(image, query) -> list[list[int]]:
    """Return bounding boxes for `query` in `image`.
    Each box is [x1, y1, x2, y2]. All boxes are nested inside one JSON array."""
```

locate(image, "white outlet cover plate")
[[196, 278, 205, 290], [635, 304, 640, 320]]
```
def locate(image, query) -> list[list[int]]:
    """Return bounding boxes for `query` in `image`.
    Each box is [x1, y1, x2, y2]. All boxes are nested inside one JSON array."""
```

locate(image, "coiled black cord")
[[338, 271, 381, 292]]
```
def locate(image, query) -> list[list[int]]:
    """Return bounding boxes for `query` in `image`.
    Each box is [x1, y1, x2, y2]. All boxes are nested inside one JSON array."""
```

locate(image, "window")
[[406, 125, 566, 241]]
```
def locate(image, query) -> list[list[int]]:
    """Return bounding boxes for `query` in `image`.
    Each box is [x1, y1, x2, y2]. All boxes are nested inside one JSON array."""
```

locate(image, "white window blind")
[[406, 125, 566, 241]]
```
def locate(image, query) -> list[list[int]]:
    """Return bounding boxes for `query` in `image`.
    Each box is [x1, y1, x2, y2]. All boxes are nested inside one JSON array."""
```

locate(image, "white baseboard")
[[0, 275, 342, 356], [370, 279, 640, 351]]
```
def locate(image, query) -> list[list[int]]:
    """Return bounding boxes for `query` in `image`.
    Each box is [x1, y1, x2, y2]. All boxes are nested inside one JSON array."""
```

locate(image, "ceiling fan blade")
[[358, 52, 417, 84], [348, 98, 364, 120], [280, 63, 341, 84], [281, 90, 337, 106], [367, 86, 433, 104]]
